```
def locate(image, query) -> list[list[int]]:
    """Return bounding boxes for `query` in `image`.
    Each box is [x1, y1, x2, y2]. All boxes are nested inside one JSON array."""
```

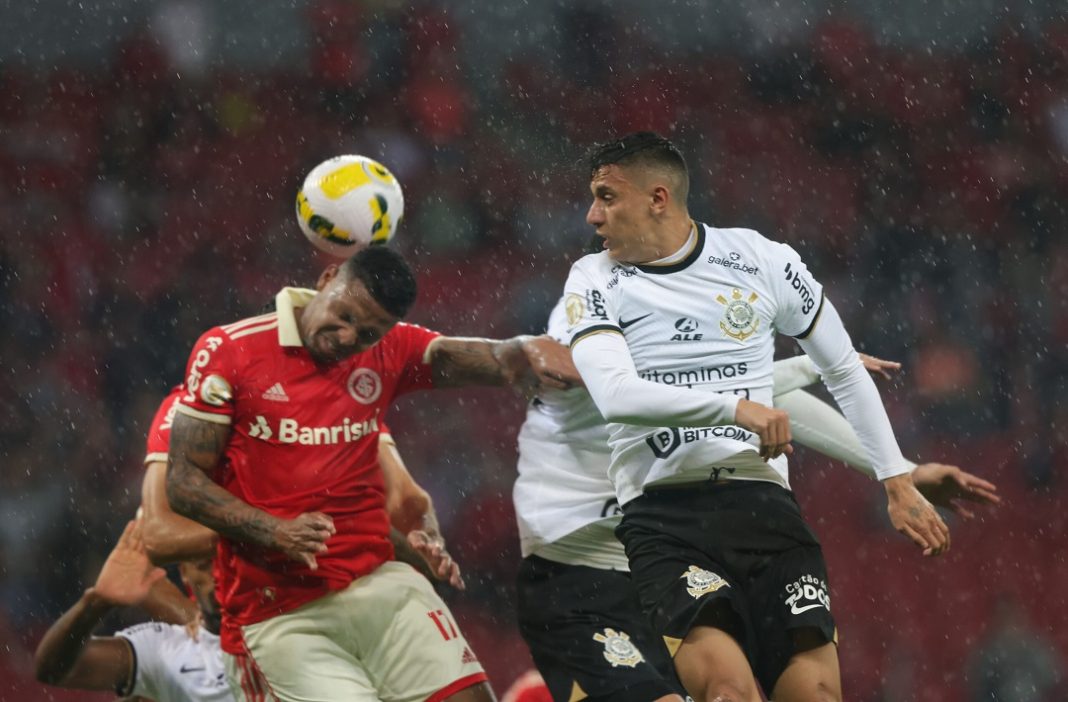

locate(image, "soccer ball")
[[295, 155, 404, 257]]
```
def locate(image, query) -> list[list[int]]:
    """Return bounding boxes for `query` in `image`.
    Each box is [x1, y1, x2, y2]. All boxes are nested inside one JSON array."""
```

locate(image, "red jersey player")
[[140, 386, 461, 587], [166, 246, 579, 702]]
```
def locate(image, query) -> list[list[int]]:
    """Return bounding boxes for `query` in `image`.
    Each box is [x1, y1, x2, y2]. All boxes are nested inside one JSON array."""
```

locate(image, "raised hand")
[[92, 520, 167, 608], [273, 512, 336, 570], [911, 463, 1001, 519]]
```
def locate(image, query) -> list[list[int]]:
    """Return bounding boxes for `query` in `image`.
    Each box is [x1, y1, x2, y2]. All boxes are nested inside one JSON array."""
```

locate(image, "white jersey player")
[[563, 132, 953, 701], [35, 519, 232, 702], [514, 295, 997, 702]]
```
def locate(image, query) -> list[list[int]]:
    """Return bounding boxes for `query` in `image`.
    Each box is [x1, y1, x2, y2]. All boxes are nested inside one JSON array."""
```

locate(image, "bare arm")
[[166, 411, 336, 569], [35, 521, 162, 691], [141, 460, 218, 564], [380, 435, 464, 589], [428, 335, 580, 392]]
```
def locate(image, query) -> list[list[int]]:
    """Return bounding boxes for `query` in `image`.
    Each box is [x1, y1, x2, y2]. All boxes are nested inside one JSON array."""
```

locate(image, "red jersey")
[[144, 386, 183, 465], [176, 287, 439, 653]]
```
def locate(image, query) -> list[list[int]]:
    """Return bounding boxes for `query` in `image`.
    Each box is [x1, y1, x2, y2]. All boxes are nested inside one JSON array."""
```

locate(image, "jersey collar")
[[634, 221, 705, 275], [275, 287, 317, 347]]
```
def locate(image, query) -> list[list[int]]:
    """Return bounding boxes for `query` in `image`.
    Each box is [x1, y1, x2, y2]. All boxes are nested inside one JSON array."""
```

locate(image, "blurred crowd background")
[[2, 1, 1066, 699]]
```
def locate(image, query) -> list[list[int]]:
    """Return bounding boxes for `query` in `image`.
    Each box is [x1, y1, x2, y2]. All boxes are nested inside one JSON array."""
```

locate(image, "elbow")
[[33, 650, 63, 686]]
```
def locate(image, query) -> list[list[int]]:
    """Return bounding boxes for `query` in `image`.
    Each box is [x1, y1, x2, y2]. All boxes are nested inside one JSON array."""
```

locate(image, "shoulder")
[[567, 251, 616, 281], [216, 312, 281, 344]]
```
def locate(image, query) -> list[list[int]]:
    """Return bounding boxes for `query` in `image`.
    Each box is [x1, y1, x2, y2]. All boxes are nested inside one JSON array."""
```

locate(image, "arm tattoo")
[[431, 337, 519, 387], [166, 413, 278, 548]]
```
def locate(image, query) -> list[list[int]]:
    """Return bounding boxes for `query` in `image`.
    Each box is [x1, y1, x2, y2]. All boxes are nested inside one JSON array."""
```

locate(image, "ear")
[[650, 184, 671, 215], [316, 264, 341, 292]]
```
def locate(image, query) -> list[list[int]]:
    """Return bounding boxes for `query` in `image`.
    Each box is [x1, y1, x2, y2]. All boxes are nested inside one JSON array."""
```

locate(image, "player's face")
[[179, 558, 221, 634], [586, 164, 655, 263], [302, 267, 399, 363]]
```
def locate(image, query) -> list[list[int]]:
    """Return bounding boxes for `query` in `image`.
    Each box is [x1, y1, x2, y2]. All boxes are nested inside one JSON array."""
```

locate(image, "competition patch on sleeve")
[[564, 293, 585, 328], [199, 374, 233, 407]]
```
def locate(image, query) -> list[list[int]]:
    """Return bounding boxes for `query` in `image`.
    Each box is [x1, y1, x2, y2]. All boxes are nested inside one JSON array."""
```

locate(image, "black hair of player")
[[341, 246, 418, 318], [587, 132, 688, 183]]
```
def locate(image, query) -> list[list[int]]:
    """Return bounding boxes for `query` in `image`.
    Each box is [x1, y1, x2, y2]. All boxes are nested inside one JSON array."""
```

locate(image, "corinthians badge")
[[681, 565, 730, 599], [593, 628, 644, 668], [717, 288, 760, 341]]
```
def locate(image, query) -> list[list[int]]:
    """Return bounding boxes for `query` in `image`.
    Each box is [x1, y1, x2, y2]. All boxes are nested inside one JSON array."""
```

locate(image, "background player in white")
[[564, 132, 954, 701], [515, 293, 998, 702], [34, 519, 229, 702]]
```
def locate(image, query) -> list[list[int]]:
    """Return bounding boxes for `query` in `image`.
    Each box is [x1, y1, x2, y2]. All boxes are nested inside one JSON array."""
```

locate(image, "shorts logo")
[[593, 628, 644, 668], [347, 368, 382, 404], [681, 566, 729, 599], [716, 289, 760, 342], [784, 574, 830, 615]]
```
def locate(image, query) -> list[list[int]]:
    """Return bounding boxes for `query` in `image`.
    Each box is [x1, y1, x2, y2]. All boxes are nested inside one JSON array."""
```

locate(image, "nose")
[[586, 201, 604, 226], [336, 327, 357, 348]]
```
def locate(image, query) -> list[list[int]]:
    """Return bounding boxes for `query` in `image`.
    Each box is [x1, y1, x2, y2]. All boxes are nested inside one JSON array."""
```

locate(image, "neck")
[[639, 214, 693, 262]]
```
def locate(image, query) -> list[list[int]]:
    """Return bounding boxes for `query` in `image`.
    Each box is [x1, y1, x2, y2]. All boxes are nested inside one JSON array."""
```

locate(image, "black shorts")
[[516, 555, 682, 702], [616, 481, 836, 694]]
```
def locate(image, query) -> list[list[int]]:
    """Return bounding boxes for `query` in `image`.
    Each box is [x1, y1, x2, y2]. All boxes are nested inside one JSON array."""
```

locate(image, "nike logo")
[[180, 665, 206, 674], [790, 603, 826, 615], [619, 313, 652, 329]]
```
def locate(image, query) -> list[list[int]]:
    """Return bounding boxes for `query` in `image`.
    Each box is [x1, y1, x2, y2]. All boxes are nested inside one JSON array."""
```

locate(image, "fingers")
[[760, 411, 792, 460], [118, 520, 138, 549], [859, 353, 902, 380], [305, 512, 337, 535], [959, 476, 1001, 505], [298, 553, 319, 570]]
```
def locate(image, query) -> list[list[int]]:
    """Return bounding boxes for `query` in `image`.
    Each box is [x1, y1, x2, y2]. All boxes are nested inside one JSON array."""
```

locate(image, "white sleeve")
[[571, 331, 741, 426], [771, 355, 820, 397], [795, 299, 911, 480], [116, 623, 165, 699], [776, 389, 917, 478]]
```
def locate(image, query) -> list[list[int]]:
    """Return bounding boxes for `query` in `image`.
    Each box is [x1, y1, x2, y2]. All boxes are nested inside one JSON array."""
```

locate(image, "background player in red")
[[167, 246, 579, 701]]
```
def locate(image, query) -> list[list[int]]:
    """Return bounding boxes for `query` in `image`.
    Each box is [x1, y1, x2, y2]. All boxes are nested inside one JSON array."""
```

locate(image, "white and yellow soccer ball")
[[295, 155, 404, 257]]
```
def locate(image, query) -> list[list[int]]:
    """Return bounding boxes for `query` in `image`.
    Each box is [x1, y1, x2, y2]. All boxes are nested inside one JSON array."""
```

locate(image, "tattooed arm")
[[428, 335, 582, 391], [166, 412, 336, 569]]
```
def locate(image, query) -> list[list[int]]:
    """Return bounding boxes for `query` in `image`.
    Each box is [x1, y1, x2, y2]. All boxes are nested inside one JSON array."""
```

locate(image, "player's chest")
[[234, 352, 394, 423], [610, 268, 776, 357]]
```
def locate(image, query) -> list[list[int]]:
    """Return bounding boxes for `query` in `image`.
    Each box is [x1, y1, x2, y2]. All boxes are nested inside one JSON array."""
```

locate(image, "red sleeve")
[[177, 327, 239, 425], [390, 323, 442, 396], [143, 387, 183, 465]]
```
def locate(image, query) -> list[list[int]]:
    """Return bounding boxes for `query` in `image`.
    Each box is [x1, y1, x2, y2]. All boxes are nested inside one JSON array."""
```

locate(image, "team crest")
[[347, 368, 382, 404], [564, 293, 585, 328], [593, 628, 644, 668], [681, 565, 729, 599], [717, 288, 760, 342]]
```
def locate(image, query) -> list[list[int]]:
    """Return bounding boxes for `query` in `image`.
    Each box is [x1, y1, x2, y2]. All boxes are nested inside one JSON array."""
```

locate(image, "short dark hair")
[[587, 132, 690, 205], [341, 246, 417, 318], [587, 131, 688, 182]]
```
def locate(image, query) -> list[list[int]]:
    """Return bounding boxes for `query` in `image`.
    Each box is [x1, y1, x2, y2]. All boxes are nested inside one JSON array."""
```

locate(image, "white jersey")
[[513, 294, 828, 570], [117, 622, 232, 702], [564, 223, 825, 505], [513, 299, 624, 567]]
